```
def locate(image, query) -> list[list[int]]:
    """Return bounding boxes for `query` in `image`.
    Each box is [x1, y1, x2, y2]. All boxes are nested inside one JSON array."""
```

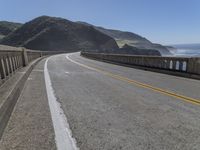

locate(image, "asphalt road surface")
[[42, 52, 200, 150]]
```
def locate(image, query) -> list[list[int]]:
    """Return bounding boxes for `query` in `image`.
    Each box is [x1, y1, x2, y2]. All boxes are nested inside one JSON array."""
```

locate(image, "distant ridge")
[[120, 44, 161, 56], [0, 16, 167, 56], [77, 21, 149, 42], [77, 21, 171, 55]]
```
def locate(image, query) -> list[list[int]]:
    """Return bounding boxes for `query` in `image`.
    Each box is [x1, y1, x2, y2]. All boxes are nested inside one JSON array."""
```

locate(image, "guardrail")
[[0, 47, 60, 83], [0, 46, 62, 139], [81, 52, 200, 78]]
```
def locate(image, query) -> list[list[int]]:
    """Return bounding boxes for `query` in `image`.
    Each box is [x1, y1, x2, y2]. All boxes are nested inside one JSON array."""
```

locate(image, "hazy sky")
[[0, 0, 200, 45]]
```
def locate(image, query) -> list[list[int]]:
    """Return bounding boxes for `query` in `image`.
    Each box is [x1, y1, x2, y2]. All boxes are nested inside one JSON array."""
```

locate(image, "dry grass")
[[115, 39, 139, 48]]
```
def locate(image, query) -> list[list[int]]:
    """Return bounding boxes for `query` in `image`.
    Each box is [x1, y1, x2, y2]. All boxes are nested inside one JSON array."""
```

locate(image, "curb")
[[0, 56, 46, 139]]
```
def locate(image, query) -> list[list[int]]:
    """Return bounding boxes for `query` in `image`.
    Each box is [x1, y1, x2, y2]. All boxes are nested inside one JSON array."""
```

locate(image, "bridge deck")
[[1, 52, 200, 150]]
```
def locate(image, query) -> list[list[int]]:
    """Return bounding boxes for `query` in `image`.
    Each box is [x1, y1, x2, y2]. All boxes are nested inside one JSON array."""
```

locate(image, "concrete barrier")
[[0, 45, 62, 139], [0, 57, 43, 139], [81, 52, 200, 79], [0, 46, 61, 85]]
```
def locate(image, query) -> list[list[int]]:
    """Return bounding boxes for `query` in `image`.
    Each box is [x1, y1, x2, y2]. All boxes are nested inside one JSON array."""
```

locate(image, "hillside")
[[78, 21, 171, 55], [0, 21, 22, 39], [119, 44, 161, 56], [0, 16, 168, 56], [86, 44, 161, 56], [0, 16, 118, 51]]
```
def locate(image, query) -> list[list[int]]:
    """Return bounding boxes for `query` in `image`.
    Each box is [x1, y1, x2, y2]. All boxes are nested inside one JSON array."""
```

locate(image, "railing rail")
[[81, 52, 200, 76], [0, 46, 61, 83]]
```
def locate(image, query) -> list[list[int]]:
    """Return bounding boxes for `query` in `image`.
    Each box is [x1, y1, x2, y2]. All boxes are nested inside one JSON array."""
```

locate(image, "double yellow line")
[[66, 55, 200, 106]]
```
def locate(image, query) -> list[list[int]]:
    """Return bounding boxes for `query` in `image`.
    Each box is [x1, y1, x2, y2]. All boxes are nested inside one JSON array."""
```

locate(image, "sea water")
[[172, 49, 200, 57]]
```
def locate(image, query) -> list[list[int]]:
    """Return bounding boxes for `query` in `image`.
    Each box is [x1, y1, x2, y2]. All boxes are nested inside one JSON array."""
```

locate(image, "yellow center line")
[[66, 54, 200, 106]]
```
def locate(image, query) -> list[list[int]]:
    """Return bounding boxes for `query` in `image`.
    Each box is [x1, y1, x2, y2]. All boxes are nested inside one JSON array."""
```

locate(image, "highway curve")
[[44, 52, 200, 150]]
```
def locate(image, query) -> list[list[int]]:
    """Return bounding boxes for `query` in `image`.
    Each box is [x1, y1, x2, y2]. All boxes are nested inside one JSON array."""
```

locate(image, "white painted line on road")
[[66, 54, 98, 72], [66, 53, 200, 106], [44, 57, 79, 150]]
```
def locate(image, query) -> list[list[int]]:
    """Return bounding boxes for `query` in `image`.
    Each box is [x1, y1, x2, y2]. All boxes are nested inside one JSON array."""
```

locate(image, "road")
[[48, 52, 200, 150], [2, 52, 200, 150]]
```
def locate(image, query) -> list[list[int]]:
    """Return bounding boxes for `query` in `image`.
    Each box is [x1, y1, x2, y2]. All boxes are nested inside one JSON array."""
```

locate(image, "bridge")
[[0, 46, 200, 150]]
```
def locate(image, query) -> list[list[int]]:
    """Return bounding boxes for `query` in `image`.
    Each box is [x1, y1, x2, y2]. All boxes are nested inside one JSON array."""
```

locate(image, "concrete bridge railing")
[[0, 46, 64, 139], [81, 52, 200, 78], [0, 47, 59, 82]]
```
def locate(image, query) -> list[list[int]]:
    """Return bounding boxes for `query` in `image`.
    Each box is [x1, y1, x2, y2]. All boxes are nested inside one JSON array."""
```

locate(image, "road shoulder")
[[0, 58, 56, 150]]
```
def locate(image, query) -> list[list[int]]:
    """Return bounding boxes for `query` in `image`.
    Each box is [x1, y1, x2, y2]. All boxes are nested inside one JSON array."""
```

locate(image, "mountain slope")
[[0, 16, 118, 51], [87, 44, 161, 56], [78, 21, 171, 55], [0, 21, 22, 39], [1, 16, 168, 56], [119, 44, 161, 56]]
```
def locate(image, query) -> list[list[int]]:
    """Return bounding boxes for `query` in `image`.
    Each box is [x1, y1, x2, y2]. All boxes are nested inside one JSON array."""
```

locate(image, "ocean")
[[172, 49, 200, 57], [170, 44, 200, 57]]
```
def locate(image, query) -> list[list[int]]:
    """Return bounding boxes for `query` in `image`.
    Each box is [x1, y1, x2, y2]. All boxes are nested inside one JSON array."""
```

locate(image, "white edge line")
[[44, 56, 79, 150], [65, 54, 98, 71]]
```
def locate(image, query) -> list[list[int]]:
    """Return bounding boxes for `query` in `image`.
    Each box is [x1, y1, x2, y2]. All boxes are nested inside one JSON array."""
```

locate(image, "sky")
[[0, 0, 200, 45]]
